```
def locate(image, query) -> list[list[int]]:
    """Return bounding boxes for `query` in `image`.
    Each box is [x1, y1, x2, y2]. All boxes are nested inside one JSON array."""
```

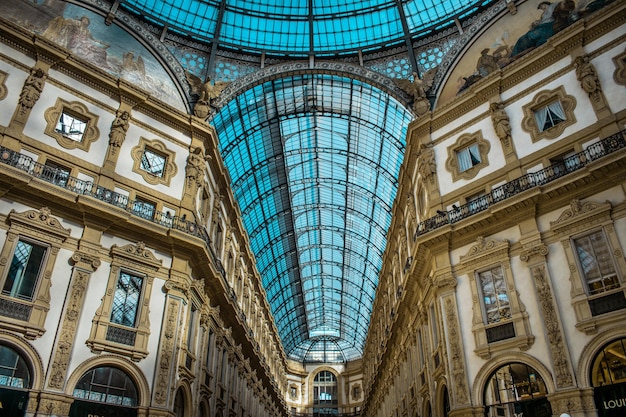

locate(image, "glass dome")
[[121, 0, 494, 57]]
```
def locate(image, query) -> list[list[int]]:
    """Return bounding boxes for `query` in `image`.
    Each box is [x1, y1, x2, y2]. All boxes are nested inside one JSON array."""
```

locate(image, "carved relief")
[[48, 268, 91, 389], [19, 66, 47, 115], [0, 70, 7, 101], [529, 264, 574, 388], [444, 297, 469, 405], [613, 48, 626, 86], [416, 144, 436, 180], [490, 101, 512, 147], [574, 55, 602, 102], [155, 299, 180, 406], [108, 109, 130, 148]]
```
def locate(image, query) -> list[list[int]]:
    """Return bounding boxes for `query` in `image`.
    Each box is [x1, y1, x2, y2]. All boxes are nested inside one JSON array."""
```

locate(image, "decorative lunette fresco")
[[2, 0, 185, 111]]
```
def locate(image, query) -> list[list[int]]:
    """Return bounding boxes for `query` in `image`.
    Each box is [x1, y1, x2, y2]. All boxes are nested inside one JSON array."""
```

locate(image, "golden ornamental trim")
[[44, 97, 100, 152]]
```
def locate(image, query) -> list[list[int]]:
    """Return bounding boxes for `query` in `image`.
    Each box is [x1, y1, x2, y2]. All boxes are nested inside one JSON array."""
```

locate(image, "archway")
[[483, 362, 552, 417], [313, 369, 338, 416], [0, 343, 31, 416], [589, 337, 626, 417], [69, 365, 139, 417]]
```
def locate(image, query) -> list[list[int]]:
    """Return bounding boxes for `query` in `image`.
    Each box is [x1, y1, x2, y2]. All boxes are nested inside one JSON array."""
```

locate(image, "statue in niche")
[[490, 101, 512, 145], [186, 147, 208, 188], [417, 145, 436, 179], [574, 55, 601, 99], [108, 110, 130, 147], [19, 67, 46, 113], [185, 72, 229, 118], [396, 69, 436, 116]]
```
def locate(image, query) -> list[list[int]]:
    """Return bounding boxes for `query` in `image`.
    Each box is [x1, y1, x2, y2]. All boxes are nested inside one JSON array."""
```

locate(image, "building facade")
[[0, 1, 624, 417]]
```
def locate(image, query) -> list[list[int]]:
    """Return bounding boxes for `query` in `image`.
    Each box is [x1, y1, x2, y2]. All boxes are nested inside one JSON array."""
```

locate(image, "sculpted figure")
[[574, 55, 600, 98], [396, 69, 436, 116], [186, 147, 207, 187], [490, 102, 512, 144], [109, 110, 130, 147], [185, 71, 229, 117], [20, 67, 46, 112]]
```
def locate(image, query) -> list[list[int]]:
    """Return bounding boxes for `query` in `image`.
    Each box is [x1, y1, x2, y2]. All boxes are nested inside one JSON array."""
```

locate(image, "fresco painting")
[[3, 0, 185, 111], [439, 0, 614, 105]]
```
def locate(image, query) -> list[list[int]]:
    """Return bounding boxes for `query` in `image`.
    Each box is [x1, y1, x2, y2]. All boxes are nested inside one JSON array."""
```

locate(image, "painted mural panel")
[[2, 0, 185, 111], [438, 0, 614, 105]]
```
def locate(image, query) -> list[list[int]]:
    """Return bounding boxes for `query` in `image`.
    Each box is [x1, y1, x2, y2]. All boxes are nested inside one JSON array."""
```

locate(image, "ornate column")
[[520, 242, 596, 417], [152, 277, 186, 411], [47, 251, 101, 390]]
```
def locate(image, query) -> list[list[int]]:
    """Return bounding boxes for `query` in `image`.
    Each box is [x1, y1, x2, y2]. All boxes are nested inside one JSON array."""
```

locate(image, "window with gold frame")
[[458, 237, 534, 359], [86, 242, 161, 361], [44, 98, 100, 151], [550, 200, 626, 335], [0, 207, 70, 340]]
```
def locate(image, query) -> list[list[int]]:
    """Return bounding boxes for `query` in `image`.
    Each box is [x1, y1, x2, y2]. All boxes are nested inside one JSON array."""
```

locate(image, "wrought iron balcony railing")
[[414, 130, 626, 239], [0, 146, 225, 278]]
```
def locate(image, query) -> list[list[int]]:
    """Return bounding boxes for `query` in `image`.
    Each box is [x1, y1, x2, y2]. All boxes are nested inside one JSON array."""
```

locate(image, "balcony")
[[414, 130, 626, 239]]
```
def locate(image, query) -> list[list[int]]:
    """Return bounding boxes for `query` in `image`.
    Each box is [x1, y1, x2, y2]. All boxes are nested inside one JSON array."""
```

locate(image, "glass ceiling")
[[116, 0, 494, 363], [121, 0, 492, 57], [213, 74, 412, 362]]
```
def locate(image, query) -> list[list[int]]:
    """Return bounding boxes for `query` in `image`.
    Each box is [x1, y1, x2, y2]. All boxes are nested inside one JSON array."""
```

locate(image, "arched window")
[[174, 388, 186, 417], [483, 363, 551, 417], [73, 366, 138, 406], [313, 370, 338, 416], [590, 338, 626, 417], [0, 344, 31, 389], [591, 338, 626, 386], [0, 344, 31, 416], [442, 386, 450, 417]]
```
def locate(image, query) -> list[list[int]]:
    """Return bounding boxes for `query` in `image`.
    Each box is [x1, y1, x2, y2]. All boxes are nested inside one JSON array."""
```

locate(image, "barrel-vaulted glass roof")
[[121, 0, 492, 57], [117, 0, 494, 363], [213, 74, 412, 362]]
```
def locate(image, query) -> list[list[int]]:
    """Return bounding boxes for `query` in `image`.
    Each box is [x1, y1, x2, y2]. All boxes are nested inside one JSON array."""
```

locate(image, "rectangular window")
[[573, 231, 620, 295], [110, 271, 143, 327], [56, 111, 87, 142], [534, 101, 565, 132], [429, 304, 438, 347], [132, 197, 156, 220], [3, 239, 47, 301], [187, 304, 198, 351], [141, 148, 166, 177], [478, 266, 511, 324], [42, 160, 71, 187], [456, 143, 481, 172]]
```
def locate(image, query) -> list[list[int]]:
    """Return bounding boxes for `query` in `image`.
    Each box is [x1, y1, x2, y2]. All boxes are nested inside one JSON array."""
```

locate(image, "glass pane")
[[141, 148, 166, 177], [73, 366, 138, 406], [4, 240, 46, 301], [574, 231, 619, 294], [56, 112, 86, 142], [110, 272, 143, 327], [0, 345, 30, 388]]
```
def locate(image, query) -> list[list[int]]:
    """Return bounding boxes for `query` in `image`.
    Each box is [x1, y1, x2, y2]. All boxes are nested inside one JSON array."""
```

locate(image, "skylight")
[[213, 74, 412, 362]]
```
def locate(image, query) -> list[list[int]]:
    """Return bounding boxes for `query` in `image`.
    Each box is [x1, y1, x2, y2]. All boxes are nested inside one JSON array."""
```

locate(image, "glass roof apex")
[[121, 0, 493, 56]]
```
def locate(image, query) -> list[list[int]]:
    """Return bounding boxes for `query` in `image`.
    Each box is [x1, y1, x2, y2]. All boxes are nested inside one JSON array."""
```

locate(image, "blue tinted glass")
[[214, 74, 412, 362], [123, 0, 495, 56]]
